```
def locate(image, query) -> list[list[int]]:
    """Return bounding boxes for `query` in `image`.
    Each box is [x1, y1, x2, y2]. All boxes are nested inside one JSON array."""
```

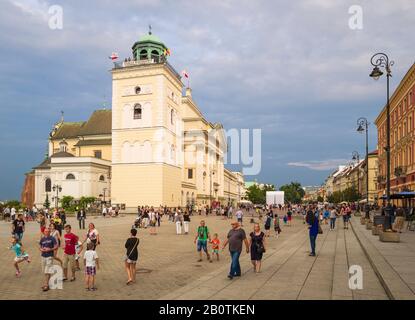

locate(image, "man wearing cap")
[[222, 221, 249, 279]]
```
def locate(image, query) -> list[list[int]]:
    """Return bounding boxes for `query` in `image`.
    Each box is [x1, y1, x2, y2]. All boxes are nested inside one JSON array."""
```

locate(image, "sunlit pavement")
[[1, 213, 409, 300]]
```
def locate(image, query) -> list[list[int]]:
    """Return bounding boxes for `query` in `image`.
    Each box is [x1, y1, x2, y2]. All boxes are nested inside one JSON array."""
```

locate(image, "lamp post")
[[228, 178, 231, 207], [357, 117, 370, 218], [369, 53, 394, 230], [352, 151, 360, 199], [52, 184, 62, 209], [209, 170, 215, 210]]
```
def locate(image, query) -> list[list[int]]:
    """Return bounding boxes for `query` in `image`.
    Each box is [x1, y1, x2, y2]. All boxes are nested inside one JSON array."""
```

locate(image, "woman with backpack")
[[249, 223, 266, 273]]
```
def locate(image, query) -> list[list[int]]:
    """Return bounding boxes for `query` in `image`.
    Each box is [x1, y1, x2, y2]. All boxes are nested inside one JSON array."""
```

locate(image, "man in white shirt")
[[11, 207, 17, 221], [228, 206, 233, 219], [235, 208, 243, 226]]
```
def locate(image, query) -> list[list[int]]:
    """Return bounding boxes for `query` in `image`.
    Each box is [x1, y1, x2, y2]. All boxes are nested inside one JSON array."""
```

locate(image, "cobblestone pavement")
[[0, 213, 390, 300]]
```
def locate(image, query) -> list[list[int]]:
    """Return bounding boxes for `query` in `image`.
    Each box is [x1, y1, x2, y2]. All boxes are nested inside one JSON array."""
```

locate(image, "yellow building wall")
[[111, 163, 180, 207], [79, 145, 112, 161]]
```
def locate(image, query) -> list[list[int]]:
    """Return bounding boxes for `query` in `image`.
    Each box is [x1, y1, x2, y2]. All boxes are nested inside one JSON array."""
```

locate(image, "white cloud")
[[287, 159, 349, 171], [8, 0, 50, 21]]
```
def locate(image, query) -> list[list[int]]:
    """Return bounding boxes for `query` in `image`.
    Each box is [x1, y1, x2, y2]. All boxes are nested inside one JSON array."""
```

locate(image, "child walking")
[[9, 237, 31, 277], [210, 233, 220, 261], [84, 242, 99, 291]]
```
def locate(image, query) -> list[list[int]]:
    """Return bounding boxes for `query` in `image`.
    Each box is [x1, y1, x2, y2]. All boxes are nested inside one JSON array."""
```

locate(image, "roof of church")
[[51, 109, 111, 140], [33, 151, 75, 169], [74, 139, 112, 147], [51, 122, 85, 139], [51, 151, 75, 158], [33, 157, 51, 170], [78, 110, 112, 136]]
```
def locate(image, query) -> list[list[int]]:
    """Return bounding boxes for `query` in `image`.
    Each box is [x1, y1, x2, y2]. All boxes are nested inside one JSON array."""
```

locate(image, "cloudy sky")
[[1, 0, 415, 200]]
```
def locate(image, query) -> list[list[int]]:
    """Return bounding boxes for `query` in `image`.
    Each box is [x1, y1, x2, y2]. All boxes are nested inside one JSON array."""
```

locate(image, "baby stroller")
[[133, 217, 142, 229]]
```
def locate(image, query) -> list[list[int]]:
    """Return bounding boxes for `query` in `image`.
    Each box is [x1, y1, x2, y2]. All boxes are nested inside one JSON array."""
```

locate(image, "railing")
[[113, 58, 182, 79]]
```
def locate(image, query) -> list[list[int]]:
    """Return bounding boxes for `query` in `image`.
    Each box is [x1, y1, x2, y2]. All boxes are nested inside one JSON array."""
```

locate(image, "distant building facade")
[[375, 62, 415, 202]]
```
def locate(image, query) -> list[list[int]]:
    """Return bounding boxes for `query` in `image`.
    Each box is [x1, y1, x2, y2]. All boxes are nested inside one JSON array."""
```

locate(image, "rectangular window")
[[188, 168, 193, 179], [94, 150, 102, 159]]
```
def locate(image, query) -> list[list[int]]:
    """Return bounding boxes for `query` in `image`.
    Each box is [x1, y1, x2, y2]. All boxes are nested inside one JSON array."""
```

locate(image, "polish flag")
[[109, 52, 119, 60], [181, 70, 189, 78]]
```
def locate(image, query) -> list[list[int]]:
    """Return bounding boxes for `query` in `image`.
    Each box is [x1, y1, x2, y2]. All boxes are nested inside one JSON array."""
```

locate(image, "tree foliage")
[[246, 184, 275, 204], [61, 196, 74, 210], [327, 187, 361, 203], [43, 194, 50, 209], [279, 182, 305, 204]]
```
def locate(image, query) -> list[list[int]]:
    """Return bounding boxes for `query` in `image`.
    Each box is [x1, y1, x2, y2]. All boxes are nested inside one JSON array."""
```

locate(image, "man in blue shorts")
[[194, 220, 211, 262]]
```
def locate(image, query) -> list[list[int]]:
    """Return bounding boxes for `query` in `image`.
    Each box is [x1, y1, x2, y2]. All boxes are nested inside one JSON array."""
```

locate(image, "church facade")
[[22, 32, 245, 210]]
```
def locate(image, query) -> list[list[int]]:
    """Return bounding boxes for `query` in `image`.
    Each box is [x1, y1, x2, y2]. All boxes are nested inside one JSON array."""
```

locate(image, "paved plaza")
[[0, 213, 414, 300]]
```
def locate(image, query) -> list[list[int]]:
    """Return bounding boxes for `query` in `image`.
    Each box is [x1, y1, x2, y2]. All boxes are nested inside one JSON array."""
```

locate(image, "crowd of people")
[[3, 199, 413, 293]]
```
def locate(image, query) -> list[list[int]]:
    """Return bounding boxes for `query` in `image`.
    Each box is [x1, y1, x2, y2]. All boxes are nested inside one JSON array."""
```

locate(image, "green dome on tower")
[[132, 26, 168, 62], [138, 33, 164, 44]]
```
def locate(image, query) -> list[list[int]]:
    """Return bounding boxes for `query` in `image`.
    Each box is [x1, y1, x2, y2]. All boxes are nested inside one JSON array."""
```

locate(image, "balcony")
[[113, 57, 182, 79], [394, 166, 407, 178]]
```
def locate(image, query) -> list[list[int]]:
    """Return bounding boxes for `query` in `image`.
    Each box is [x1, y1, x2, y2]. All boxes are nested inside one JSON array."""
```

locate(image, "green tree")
[[43, 194, 50, 209], [5, 200, 21, 210], [279, 182, 305, 204], [61, 196, 74, 210], [246, 184, 275, 204], [79, 196, 96, 209]]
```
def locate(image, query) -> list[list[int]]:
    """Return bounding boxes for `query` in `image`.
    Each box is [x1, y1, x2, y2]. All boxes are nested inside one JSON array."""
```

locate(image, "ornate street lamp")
[[357, 117, 370, 218], [52, 184, 62, 209], [369, 53, 394, 231], [352, 151, 361, 204]]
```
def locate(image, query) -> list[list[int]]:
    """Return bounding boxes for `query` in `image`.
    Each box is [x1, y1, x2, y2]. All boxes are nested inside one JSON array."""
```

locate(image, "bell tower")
[[111, 30, 183, 208]]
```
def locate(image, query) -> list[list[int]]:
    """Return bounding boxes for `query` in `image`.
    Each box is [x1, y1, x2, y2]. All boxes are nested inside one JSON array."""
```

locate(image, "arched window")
[[59, 140, 68, 152], [170, 109, 174, 125], [66, 173, 75, 180], [45, 178, 51, 192], [139, 49, 147, 60], [134, 104, 142, 120], [135, 86, 141, 95], [99, 175, 105, 182], [151, 50, 159, 62]]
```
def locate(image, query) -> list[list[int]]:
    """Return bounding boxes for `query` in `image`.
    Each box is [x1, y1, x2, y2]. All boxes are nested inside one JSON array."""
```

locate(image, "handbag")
[[256, 242, 265, 254], [126, 238, 139, 261], [318, 224, 323, 234]]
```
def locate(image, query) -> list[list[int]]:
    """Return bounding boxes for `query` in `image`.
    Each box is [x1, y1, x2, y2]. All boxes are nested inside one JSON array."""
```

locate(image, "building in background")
[[21, 31, 243, 210], [302, 185, 322, 202], [375, 62, 415, 203]]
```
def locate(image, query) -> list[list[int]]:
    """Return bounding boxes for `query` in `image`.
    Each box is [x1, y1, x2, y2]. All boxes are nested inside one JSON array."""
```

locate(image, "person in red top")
[[63, 225, 79, 281], [210, 233, 221, 261]]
